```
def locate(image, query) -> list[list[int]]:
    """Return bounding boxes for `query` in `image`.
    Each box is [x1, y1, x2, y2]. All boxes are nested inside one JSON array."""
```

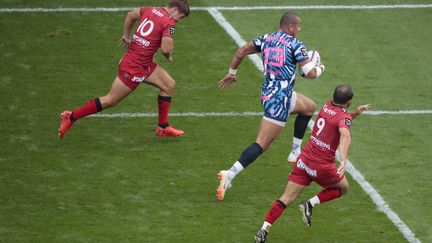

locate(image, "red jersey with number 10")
[[123, 7, 175, 66], [301, 100, 353, 164]]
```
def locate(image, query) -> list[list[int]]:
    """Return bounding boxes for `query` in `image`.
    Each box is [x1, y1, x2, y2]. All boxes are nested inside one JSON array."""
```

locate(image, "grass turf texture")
[[0, 1, 431, 242]]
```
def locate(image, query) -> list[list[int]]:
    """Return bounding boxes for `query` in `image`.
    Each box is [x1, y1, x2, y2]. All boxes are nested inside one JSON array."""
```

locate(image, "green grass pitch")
[[0, 0, 431, 242]]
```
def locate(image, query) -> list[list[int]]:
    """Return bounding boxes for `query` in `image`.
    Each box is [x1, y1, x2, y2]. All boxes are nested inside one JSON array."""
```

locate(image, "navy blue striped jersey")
[[253, 30, 309, 84]]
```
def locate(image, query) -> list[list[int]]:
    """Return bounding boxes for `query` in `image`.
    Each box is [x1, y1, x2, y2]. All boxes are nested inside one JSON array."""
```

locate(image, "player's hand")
[[355, 104, 371, 115], [119, 36, 131, 47], [218, 74, 237, 89], [337, 160, 346, 177]]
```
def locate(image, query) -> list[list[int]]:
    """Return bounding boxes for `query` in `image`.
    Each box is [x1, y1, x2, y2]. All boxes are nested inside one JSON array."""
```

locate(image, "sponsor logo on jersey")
[[131, 76, 146, 83], [297, 159, 317, 177], [169, 25, 176, 36], [132, 34, 150, 47], [311, 135, 331, 150], [301, 48, 308, 56], [345, 118, 352, 127]]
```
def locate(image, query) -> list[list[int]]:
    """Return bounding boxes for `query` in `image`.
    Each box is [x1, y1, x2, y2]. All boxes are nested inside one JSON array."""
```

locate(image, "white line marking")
[[1, 5, 432, 13], [345, 160, 420, 243], [91, 112, 261, 118], [365, 110, 432, 115], [205, 4, 432, 10], [207, 8, 263, 71], [208, 9, 421, 243], [90, 110, 432, 118]]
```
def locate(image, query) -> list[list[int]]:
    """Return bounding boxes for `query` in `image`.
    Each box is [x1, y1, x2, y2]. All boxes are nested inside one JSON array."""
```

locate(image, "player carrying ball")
[[59, 0, 190, 139], [217, 11, 325, 201], [254, 84, 371, 243]]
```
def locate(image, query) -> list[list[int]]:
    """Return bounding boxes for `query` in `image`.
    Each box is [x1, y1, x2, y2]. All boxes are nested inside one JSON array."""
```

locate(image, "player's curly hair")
[[168, 0, 190, 17]]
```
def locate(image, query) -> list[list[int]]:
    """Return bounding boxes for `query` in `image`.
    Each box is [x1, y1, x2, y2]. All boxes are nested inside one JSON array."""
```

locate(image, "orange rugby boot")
[[59, 110, 73, 139], [155, 126, 185, 137], [216, 170, 232, 201]]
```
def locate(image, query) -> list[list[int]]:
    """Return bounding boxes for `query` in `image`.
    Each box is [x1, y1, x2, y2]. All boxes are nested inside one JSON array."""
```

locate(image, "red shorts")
[[288, 154, 343, 188], [118, 57, 157, 90]]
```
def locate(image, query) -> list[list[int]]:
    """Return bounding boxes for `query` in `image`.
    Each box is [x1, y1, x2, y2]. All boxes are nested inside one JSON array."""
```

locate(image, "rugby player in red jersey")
[[255, 84, 371, 243], [59, 0, 190, 139]]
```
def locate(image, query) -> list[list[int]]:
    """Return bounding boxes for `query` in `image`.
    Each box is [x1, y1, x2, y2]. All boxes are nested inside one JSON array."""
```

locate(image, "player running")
[[217, 12, 325, 201], [59, 0, 190, 139], [254, 84, 371, 243]]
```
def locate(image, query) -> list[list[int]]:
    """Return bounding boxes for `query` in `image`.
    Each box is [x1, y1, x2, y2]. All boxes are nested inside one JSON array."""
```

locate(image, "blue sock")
[[238, 143, 263, 168]]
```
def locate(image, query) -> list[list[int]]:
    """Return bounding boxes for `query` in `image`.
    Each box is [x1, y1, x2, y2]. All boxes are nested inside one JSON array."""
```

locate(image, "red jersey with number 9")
[[301, 100, 353, 164], [123, 7, 175, 66]]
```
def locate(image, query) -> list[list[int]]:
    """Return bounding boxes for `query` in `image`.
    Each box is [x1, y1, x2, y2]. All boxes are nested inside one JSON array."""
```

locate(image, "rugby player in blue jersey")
[[217, 12, 325, 201]]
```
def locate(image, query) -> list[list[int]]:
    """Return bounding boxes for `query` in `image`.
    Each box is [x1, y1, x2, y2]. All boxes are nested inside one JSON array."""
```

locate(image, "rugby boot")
[[216, 170, 232, 201], [59, 110, 73, 139], [299, 200, 313, 227], [155, 126, 185, 137], [287, 151, 300, 164], [254, 229, 268, 243]]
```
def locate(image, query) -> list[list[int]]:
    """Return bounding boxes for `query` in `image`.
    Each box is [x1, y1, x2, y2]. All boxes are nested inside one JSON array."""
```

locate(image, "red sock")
[[317, 188, 342, 204], [72, 98, 102, 121], [158, 96, 172, 127], [264, 200, 287, 224]]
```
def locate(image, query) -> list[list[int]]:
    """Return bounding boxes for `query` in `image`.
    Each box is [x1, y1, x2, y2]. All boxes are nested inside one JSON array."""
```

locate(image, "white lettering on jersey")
[[297, 159, 317, 177], [310, 135, 331, 150], [131, 76, 146, 82], [152, 8, 164, 17], [132, 34, 150, 46], [323, 105, 337, 116]]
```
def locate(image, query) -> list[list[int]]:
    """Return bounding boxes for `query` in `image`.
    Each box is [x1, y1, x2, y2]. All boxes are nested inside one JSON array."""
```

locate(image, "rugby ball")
[[300, 50, 321, 77]]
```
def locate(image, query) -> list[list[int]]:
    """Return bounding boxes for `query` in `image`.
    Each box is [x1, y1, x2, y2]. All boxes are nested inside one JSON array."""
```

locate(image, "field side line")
[[207, 8, 263, 71], [345, 160, 420, 243], [204, 4, 432, 10], [89, 110, 432, 118], [314, 120, 421, 243], [208, 8, 421, 243], [1, 5, 432, 13]]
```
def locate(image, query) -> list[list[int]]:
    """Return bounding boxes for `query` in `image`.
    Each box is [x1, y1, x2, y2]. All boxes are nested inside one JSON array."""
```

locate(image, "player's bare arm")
[[119, 8, 141, 47], [161, 36, 174, 62], [299, 60, 325, 79], [337, 127, 351, 177], [350, 104, 371, 119], [218, 42, 258, 89]]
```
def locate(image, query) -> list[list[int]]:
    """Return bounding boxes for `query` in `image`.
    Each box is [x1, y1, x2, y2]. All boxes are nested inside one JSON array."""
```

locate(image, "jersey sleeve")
[[139, 7, 147, 16], [162, 19, 176, 38], [292, 40, 309, 63], [338, 114, 353, 130], [252, 34, 267, 52]]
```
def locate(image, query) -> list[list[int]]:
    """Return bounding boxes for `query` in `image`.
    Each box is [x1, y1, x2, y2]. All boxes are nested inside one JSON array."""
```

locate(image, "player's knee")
[[255, 140, 270, 151], [279, 195, 294, 205], [340, 184, 349, 195], [305, 101, 317, 115], [165, 79, 176, 92], [101, 96, 118, 108]]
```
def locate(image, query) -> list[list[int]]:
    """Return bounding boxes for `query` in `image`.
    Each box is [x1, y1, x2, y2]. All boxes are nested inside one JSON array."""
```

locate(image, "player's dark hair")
[[333, 84, 354, 105], [168, 0, 190, 17], [280, 12, 299, 27]]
